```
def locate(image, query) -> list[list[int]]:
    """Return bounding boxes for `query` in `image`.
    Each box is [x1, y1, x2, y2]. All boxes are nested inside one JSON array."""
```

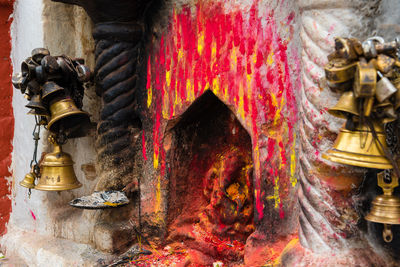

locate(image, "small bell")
[[365, 172, 400, 242], [376, 71, 397, 103], [35, 137, 82, 191], [47, 98, 91, 138], [42, 81, 64, 103], [323, 121, 392, 169], [25, 95, 47, 114], [328, 91, 359, 119], [19, 166, 37, 189]]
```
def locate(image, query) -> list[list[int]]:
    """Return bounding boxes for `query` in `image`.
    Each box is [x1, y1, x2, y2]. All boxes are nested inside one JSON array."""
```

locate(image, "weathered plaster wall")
[[8, 0, 46, 236], [2, 0, 108, 263]]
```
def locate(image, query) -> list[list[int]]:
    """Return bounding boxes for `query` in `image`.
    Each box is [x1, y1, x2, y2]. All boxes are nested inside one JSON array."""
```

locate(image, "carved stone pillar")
[[279, 0, 390, 265]]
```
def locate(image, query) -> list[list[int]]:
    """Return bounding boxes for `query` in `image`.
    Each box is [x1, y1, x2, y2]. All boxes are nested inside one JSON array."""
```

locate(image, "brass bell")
[[26, 94, 47, 114], [365, 172, 400, 242], [323, 121, 392, 169], [35, 140, 82, 191], [47, 98, 91, 138], [328, 91, 359, 119], [19, 166, 37, 189], [42, 81, 64, 103]]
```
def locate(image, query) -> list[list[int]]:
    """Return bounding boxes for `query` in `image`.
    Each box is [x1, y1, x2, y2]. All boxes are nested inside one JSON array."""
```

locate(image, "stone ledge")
[[0, 226, 113, 267]]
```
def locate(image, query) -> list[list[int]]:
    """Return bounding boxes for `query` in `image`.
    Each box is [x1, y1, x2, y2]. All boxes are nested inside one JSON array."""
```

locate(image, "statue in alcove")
[[199, 147, 254, 241]]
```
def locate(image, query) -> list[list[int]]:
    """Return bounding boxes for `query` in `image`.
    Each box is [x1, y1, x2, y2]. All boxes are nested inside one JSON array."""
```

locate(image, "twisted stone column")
[[92, 22, 143, 191], [280, 0, 389, 265]]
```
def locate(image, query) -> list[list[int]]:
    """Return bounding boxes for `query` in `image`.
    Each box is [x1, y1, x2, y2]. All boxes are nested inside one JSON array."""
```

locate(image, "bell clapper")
[[383, 224, 393, 243]]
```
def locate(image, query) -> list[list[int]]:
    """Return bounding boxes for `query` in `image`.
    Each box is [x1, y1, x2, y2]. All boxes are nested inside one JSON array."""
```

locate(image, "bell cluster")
[[323, 37, 400, 243], [12, 48, 91, 139], [14, 48, 93, 193], [325, 37, 400, 127]]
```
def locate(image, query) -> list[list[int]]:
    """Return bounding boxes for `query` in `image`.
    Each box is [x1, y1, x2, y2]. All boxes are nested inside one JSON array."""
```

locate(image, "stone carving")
[[279, 0, 390, 266], [52, 0, 153, 192]]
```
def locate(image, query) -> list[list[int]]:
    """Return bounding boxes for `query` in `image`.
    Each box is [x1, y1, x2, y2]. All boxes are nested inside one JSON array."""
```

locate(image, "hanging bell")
[[42, 81, 64, 103], [47, 98, 91, 138], [365, 172, 400, 242], [35, 140, 82, 191], [328, 91, 359, 119], [19, 166, 37, 189], [322, 121, 392, 169], [376, 71, 397, 103], [25, 94, 47, 114]]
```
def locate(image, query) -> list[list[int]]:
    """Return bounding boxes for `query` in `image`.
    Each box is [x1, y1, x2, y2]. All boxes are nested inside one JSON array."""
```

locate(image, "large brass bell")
[[35, 139, 82, 191], [19, 166, 37, 189], [365, 172, 400, 242], [328, 91, 359, 119], [323, 121, 392, 169], [47, 98, 90, 138]]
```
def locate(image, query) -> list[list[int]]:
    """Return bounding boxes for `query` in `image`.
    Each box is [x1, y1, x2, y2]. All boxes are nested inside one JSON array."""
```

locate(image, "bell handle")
[[383, 224, 393, 243], [377, 171, 399, 195], [48, 135, 63, 153]]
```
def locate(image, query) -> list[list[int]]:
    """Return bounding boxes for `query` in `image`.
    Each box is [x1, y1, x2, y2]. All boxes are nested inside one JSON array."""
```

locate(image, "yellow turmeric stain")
[[166, 70, 171, 87], [254, 142, 260, 179], [153, 151, 159, 169], [147, 86, 152, 108], [162, 98, 169, 119], [266, 175, 281, 209], [230, 46, 237, 70], [187, 79, 195, 102], [155, 175, 162, 215], [274, 238, 300, 266], [290, 133, 297, 187], [198, 33, 205, 55], [238, 82, 245, 121], [267, 52, 274, 65], [211, 40, 217, 63], [212, 77, 220, 96], [178, 49, 184, 61], [274, 96, 285, 126]]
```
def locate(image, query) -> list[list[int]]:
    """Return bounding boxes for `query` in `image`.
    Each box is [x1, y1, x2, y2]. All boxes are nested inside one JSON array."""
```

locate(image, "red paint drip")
[[279, 202, 285, 219], [142, 130, 147, 160], [30, 209, 36, 221], [148, 0, 299, 221]]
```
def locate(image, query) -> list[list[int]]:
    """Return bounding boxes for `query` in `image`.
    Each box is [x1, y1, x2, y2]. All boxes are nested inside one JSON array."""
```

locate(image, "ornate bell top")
[[41, 143, 74, 167]]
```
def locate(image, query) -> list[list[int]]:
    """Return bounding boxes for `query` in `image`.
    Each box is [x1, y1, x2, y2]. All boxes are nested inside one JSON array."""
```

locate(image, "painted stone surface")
[[3, 0, 400, 266]]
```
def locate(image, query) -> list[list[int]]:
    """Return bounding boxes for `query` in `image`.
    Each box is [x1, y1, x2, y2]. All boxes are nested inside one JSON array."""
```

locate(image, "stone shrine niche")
[[166, 90, 254, 263]]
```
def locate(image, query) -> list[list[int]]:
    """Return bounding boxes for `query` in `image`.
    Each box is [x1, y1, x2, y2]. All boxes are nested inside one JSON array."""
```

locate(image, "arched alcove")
[[165, 90, 254, 261]]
